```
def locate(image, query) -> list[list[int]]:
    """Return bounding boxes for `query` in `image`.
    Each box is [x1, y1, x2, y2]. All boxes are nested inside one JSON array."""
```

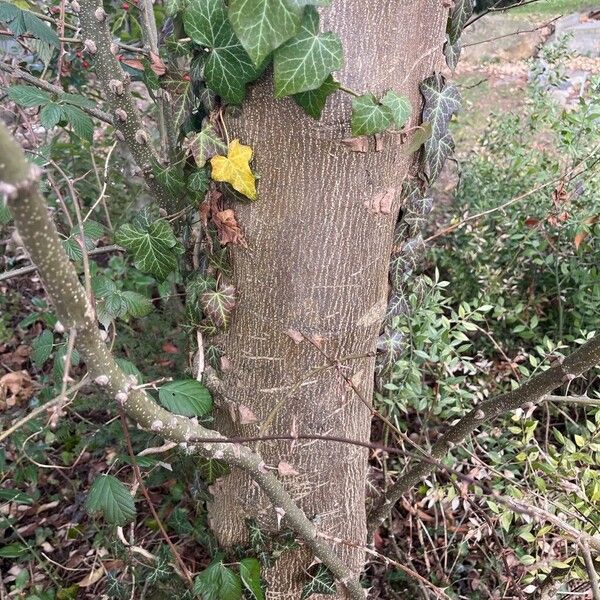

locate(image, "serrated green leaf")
[[85, 475, 136, 526], [62, 105, 93, 143], [121, 291, 154, 318], [39, 103, 63, 129], [292, 74, 339, 119], [447, 0, 473, 45], [380, 91, 411, 129], [0, 543, 28, 558], [240, 558, 264, 600], [200, 283, 236, 329], [31, 329, 54, 368], [421, 74, 460, 182], [300, 564, 336, 599], [7, 84, 50, 108], [228, 0, 302, 67], [350, 93, 392, 136], [188, 121, 227, 167], [194, 561, 242, 600], [22, 9, 59, 46], [62, 236, 83, 261], [70, 220, 104, 251], [62, 93, 96, 108], [115, 219, 182, 281], [183, 0, 262, 104], [159, 379, 213, 417], [274, 7, 342, 97]]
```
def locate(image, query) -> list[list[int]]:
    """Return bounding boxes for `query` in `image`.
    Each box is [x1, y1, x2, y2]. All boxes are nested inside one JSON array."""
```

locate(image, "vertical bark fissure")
[[208, 2, 448, 596]]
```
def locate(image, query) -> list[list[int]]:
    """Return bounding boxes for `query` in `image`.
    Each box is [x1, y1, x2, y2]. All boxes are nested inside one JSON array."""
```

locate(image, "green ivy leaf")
[[200, 283, 236, 329], [85, 475, 136, 526], [62, 105, 93, 143], [292, 75, 339, 119], [158, 379, 213, 417], [444, 36, 461, 71], [300, 564, 336, 599], [380, 91, 411, 129], [39, 103, 63, 129], [188, 121, 227, 167], [273, 7, 342, 98], [194, 560, 242, 600], [31, 329, 54, 368], [115, 219, 182, 281], [183, 0, 261, 104], [197, 457, 230, 484], [420, 73, 460, 183], [240, 558, 264, 600], [447, 0, 473, 45], [7, 85, 50, 108], [350, 93, 392, 136], [228, 0, 302, 67], [376, 329, 404, 373]]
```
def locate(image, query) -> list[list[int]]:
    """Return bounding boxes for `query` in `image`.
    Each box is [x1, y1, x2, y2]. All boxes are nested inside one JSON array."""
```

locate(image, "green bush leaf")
[[115, 358, 144, 384], [293, 75, 339, 119], [350, 93, 392, 136], [194, 560, 242, 600], [240, 558, 264, 600], [7, 85, 50, 108], [31, 329, 54, 368], [115, 219, 182, 281], [85, 474, 136, 526], [380, 91, 411, 129], [159, 379, 213, 417], [274, 7, 342, 97], [183, 0, 261, 104], [0, 543, 28, 558], [228, 0, 302, 67], [62, 105, 93, 143], [39, 103, 63, 129], [22, 9, 59, 46]]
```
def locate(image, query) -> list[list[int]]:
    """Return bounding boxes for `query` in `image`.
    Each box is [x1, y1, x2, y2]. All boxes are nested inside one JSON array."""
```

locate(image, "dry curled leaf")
[[213, 208, 247, 247], [149, 51, 167, 76], [365, 188, 396, 215], [277, 461, 299, 477], [285, 329, 305, 344], [238, 404, 259, 425], [341, 136, 368, 153]]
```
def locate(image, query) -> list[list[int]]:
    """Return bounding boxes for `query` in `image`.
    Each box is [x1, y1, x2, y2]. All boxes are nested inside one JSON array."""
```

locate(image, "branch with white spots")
[[367, 335, 600, 536], [0, 123, 365, 600]]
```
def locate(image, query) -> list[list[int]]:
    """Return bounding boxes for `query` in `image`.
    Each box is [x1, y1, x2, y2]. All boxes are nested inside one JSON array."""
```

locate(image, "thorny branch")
[[0, 122, 366, 600]]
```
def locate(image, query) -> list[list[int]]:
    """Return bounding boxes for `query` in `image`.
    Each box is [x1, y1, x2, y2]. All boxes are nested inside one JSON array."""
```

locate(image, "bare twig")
[[581, 543, 600, 600], [465, 0, 543, 29], [462, 17, 560, 49], [545, 394, 600, 406]]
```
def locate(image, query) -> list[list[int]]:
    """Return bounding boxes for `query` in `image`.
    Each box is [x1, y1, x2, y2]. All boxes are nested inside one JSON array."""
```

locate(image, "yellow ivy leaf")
[[210, 139, 257, 200]]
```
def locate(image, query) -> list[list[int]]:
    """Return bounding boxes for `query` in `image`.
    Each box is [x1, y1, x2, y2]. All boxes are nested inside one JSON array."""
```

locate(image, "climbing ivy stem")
[[338, 84, 360, 97]]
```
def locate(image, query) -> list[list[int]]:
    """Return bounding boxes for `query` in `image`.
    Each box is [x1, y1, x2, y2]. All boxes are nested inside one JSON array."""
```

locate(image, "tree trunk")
[[208, 2, 448, 596]]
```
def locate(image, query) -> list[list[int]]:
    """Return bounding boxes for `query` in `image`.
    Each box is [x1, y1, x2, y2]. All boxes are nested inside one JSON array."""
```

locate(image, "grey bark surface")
[[209, 2, 448, 597]]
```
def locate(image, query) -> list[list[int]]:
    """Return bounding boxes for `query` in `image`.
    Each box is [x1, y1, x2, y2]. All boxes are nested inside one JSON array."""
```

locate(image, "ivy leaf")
[[228, 0, 302, 67], [200, 283, 236, 329], [39, 103, 63, 129], [85, 474, 136, 526], [194, 560, 242, 600], [115, 219, 182, 281], [7, 85, 50, 108], [447, 0, 473, 45], [273, 7, 342, 98], [444, 36, 461, 71], [240, 558, 264, 600], [158, 379, 213, 417], [380, 91, 411, 129], [183, 0, 261, 104], [210, 139, 257, 200], [300, 564, 336, 599], [421, 74, 460, 183], [376, 329, 404, 373], [62, 105, 93, 143], [293, 75, 339, 119], [31, 329, 54, 368], [197, 458, 229, 484], [188, 121, 227, 168], [350, 93, 392, 136]]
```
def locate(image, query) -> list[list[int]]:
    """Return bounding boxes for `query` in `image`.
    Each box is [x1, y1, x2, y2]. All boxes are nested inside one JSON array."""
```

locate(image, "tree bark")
[[209, 1, 448, 596]]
